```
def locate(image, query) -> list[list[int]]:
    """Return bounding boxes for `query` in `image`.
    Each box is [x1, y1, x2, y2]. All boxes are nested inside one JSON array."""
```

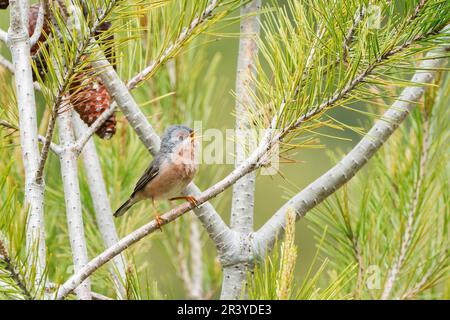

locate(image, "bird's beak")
[[190, 129, 200, 142], [191, 132, 197, 150]]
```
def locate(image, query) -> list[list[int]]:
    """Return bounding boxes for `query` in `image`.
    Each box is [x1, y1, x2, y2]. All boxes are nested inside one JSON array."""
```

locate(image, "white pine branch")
[[74, 0, 226, 147], [45, 282, 113, 300], [92, 52, 161, 152], [72, 114, 127, 299], [0, 54, 15, 73], [29, 0, 45, 47], [0, 51, 41, 91], [230, 0, 261, 236], [253, 44, 449, 257], [222, 0, 261, 300], [0, 28, 7, 43], [7, 0, 46, 287], [57, 108, 91, 300]]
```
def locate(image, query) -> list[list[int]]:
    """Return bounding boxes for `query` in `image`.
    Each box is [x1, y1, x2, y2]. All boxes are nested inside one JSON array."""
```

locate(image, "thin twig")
[[0, 119, 18, 131], [341, 6, 366, 63], [400, 254, 447, 299], [90, 291, 114, 300], [29, 0, 45, 47], [45, 282, 113, 300], [223, 0, 261, 300], [35, 0, 120, 183], [352, 235, 365, 296], [38, 134, 62, 154], [0, 28, 7, 43], [174, 221, 193, 296], [0, 238, 33, 300], [381, 106, 431, 299], [406, 0, 428, 27], [293, 22, 326, 97], [35, 108, 59, 184], [57, 108, 91, 300], [72, 102, 117, 155]]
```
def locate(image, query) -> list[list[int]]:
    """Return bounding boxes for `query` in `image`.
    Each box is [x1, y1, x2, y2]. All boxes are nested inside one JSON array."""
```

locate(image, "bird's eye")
[[178, 135, 184, 141]]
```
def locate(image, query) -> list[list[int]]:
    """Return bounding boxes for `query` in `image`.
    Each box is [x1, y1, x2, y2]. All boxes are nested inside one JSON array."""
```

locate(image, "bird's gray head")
[[160, 125, 194, 153]]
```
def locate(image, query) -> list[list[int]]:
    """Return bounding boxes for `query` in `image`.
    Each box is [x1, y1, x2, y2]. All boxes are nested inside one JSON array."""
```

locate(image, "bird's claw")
[[155, 215, 166, 232], [185, 196, 199, 208], [169, 196, 199, 208]]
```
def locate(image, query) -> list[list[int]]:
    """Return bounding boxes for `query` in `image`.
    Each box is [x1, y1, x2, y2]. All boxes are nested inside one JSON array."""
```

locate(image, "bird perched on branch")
[[114, 125, 199, 228]]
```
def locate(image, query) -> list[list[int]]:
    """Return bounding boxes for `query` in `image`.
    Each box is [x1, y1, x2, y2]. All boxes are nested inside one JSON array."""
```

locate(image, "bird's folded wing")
[[131, 162, 159, 197]]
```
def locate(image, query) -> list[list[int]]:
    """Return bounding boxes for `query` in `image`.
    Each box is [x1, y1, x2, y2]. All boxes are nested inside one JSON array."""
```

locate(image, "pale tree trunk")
[[72, 115, 127, 299], [189, 217, 203, 299], [221, 0, 261, 300], [57, 109, 91, 300], [7, 0, 46, 287]]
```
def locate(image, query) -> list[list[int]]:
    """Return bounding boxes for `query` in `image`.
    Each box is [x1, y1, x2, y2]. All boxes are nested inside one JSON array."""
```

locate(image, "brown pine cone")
[[69, 74, 116, 140]]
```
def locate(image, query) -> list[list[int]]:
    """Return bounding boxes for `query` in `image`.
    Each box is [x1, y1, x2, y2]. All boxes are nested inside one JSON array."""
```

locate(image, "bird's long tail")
[[114, 198, 135, 217]]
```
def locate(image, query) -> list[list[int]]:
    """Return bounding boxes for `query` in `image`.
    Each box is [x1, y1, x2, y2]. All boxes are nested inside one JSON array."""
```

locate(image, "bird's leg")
[[169, 196, 199, 208], [152, 198, 165, 232]]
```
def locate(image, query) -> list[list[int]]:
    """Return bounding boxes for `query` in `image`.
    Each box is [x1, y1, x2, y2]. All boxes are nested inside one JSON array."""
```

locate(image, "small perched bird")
[[114, 125, 199, 226]]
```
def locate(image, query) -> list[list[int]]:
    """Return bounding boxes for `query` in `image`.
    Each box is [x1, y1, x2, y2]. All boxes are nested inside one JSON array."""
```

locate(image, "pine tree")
[[0, 0, 448, 300]]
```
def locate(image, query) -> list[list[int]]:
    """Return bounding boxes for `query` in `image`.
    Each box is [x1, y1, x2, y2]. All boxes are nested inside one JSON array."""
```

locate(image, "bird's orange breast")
[[139, 141, 198, 201]]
